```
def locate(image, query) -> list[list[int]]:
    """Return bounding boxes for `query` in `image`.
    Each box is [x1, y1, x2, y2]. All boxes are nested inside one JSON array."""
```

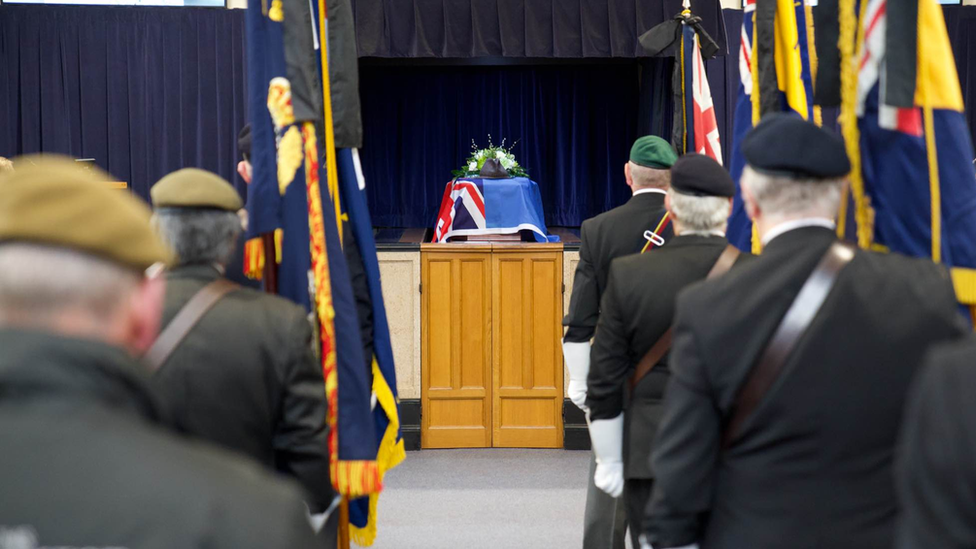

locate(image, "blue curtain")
[[0, 5, 249, 199], [2, 5, 974, 227], [359, 63, 643, 228]]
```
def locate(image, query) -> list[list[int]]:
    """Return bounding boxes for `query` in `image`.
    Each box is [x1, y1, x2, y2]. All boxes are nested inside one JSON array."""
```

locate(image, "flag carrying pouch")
[[721, 241, 855, 449]]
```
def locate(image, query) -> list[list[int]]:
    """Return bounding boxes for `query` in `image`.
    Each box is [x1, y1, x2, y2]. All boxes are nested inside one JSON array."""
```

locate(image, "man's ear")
[[624, 162, 634, 190], [742, 183, 760, 222], [125, 276, 166, 356], [237, 161, 252, 185]]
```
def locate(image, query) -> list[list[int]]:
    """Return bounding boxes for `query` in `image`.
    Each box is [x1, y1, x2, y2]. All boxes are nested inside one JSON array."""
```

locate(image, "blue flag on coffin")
[[336, 147, 406, 545], [433, 177, 554, 243], [244, 0, 380, 509], [727, 0, 819, 252], [851, 0, 976, 321]]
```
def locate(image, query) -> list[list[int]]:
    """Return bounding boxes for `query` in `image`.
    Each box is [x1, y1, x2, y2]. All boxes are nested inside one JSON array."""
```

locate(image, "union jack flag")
[[434, 179, 486, 243], [689, 22, 723, 163]]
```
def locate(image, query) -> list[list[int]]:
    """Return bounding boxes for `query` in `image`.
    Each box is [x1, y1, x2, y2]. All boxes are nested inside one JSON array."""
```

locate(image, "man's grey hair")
[[0, 244, 140, 324], [740, 166, 845, 218], [667, 189, 731, 233], [630, 162, 671, 190], [152, 208, 242, 267]]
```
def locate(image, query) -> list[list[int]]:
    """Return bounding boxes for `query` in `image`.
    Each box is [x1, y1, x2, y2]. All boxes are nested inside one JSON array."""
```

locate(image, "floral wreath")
[[452, 136, 528, 178]]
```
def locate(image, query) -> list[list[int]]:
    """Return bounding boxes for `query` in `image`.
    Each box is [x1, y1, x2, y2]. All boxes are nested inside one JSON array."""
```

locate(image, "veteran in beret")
[[642, 114, 969, 549], [149, 168, 336, 529], [0, 157, 321, 549], [563, 135, 678, 549], [584, 154, 752, 549]]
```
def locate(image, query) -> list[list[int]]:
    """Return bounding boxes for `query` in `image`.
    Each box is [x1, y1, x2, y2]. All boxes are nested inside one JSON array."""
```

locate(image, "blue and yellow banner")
[[727, 0, 819, 252], [848, 0, 976, 320], [244, 0, 380, 509]]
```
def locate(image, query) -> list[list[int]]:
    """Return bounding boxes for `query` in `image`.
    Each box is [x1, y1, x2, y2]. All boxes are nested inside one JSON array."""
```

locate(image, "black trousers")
[[625, 478, 655, 549]]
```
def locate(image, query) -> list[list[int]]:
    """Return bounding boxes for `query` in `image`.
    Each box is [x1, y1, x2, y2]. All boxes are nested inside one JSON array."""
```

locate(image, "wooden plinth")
[[420, 243, 564, 449]]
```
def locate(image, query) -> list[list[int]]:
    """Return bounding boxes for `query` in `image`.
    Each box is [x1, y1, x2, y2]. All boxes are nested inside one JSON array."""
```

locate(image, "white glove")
[[563, 340, 591, 412], [638, 534, 699, 549], [588, 413, 625, 498]]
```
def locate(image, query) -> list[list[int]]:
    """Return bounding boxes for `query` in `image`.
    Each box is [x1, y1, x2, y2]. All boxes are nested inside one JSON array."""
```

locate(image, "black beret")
[[237, 124, 252, 160], [742, 112, 851, 179], [670, 154, 735, 198]]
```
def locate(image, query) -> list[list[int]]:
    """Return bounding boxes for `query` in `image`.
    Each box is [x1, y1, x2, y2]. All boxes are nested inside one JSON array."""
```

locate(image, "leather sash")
[[721, 241, 856, 449], [629, 244, 741, 391], [143, 279, 238, 372]]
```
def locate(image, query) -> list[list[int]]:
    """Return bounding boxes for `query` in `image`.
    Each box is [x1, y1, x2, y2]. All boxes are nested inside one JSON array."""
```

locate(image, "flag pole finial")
[[682, 0, 690, 9]]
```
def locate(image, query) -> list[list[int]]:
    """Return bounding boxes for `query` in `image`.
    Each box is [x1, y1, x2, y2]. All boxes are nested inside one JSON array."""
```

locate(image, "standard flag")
[[640, 4, 723, 163], [244, 0, 380, 517], [336, 148, 406, 544], [836, 0, 976, 321], [726, 0, 819, 252]]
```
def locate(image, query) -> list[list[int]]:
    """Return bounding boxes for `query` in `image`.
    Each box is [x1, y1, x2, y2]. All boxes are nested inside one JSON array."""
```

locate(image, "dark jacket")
[[0, 329, 320, 549], [645, 226, 969, 549], [151, 264, 333, 511], [897, 337, 976, 549], [587, 235, 751, 479], [564, 191, 673, 342]]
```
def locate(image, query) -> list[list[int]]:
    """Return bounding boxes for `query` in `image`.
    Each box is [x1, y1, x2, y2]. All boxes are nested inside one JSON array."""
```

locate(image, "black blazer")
[[587, 235, 751, 479], [897, 337, 976, 549], [564, 191, 673, 342], [645, 226, 969, 549]]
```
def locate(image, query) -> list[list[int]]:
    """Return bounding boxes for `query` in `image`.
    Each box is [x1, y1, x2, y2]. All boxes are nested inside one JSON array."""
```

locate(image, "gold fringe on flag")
[[242, 230, 283, 280], [302, 121, 380, 499], [804, 1, 823, 127], [349, 358, 407, 547], [839, 0, 873, 249]]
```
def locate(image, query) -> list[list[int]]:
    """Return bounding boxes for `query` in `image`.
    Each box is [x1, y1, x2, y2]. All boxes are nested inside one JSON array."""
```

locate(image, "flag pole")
[[338, 497, 351, 549]]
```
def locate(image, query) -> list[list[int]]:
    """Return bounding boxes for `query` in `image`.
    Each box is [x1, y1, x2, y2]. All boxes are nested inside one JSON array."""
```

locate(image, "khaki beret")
[[151, 168, 243, 212], [0, 155, 172, 271]]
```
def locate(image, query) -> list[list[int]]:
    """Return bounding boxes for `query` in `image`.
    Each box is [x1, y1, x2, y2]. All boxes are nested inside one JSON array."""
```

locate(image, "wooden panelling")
[[421, 247, 492, 448], [491, 246, 564, 448], [378, 252, 422, 399]]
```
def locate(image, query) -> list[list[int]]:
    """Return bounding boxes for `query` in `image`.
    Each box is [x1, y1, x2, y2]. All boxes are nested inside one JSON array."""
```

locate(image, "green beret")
[[151, 168, 243, 212], [630, 136, 678, 169], [0, 155, 172, 271]]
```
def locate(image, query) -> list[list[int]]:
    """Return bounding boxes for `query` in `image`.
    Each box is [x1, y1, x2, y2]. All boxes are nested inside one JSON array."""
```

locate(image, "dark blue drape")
[[0, 5, 248, 200], [2, 5, 975, 227], [359, 11, 744, 228], [359, 63, 642, 227]]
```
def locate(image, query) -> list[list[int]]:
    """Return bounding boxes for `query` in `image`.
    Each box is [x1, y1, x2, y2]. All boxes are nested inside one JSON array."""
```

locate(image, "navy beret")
[[670, 154, 736, 198], [742, 113, 851, 179]]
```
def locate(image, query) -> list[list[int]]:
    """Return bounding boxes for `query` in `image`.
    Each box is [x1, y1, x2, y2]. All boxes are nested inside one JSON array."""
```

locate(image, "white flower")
[[500, 157, 514, 170], [476, 151, 485, 161], [495, 150, 505, 159], [468, 161, 478, 171]]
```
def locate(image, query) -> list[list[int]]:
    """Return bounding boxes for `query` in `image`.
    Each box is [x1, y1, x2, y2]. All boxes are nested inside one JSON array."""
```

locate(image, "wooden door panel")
[[421, 248, 492, 449], [491, 248, 564, 448]]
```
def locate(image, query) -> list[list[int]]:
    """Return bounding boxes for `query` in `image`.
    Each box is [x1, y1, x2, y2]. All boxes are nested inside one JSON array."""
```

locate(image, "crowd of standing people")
[[566, 114, 976, 549]]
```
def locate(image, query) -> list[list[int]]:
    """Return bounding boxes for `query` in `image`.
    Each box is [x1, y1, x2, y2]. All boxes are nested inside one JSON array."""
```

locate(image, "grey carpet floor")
[[369, 449, 594, 548]]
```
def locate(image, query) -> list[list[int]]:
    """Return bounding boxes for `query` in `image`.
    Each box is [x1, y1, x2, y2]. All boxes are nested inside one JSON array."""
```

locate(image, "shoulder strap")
[[721, 241, 856, 449], [630, 244, 741, 390], [143, 279, 238, 373], [641, 212, 672, 253]]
